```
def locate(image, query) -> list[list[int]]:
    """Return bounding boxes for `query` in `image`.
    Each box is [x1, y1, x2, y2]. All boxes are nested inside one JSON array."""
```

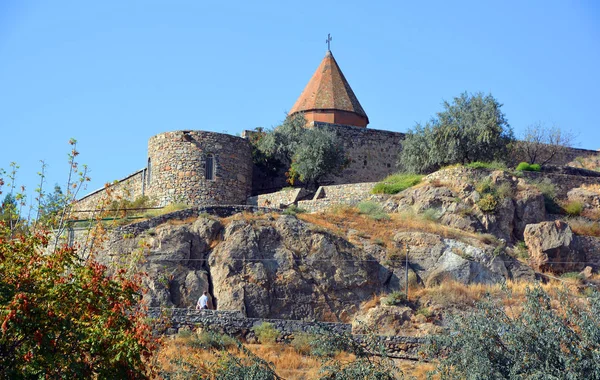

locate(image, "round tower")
[[146, 131, 252, 207]]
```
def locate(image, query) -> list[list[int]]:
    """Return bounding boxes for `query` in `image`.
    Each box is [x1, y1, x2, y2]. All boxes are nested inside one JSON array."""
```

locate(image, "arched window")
[[147, 158, 152, 186], [205, 154, 215, 180]]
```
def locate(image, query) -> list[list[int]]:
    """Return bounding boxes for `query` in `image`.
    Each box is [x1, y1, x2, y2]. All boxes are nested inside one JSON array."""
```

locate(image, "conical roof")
[[289, 51, 369, 126]]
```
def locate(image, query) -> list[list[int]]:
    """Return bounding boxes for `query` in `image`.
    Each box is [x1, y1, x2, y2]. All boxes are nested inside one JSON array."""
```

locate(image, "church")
[[74, 46, 405, 211]]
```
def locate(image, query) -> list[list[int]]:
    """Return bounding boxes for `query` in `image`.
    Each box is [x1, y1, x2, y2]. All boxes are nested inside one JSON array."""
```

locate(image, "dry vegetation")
[[156, 334, 436, 379], [298, 205, 497, 252]]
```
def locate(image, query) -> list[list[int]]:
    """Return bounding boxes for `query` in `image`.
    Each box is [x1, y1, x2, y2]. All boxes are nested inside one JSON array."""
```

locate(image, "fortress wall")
[[297, 182, 378, 212], [73, 169, 146, 215], [313, 122, 404, 185], [246, 187, 310, 208], [147, 131, 252, 207]]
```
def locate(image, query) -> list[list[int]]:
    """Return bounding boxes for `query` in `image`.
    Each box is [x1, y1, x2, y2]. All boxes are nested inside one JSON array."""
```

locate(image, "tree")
[[0, 142, 157, 378], [428, 285, 600, 379], [515, 122, 577, 165], [256, 113, 346, 188], [399, 92, 514, 173]]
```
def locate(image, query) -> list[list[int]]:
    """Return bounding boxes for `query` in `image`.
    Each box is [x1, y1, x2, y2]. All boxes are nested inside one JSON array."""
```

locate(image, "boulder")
[[352, 305, 413, 335], [523, 221, 582, 272]]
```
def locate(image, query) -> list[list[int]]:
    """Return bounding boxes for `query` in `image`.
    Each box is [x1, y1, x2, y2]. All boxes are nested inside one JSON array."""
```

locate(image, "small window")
[[147, 158, 152, 186], [205, 154, 215, 180]]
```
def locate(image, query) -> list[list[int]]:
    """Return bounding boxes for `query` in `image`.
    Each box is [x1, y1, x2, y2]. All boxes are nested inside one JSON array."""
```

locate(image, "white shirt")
[[198, 294, 208, 309]]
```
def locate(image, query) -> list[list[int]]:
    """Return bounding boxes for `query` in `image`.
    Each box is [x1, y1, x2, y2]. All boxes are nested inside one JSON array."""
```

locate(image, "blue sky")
[[1, 0, 599, 205]]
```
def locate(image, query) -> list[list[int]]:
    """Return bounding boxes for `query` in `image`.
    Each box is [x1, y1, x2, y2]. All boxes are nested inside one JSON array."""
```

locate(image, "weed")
[[252, 322, 280, 344], [421, 208, 442, 222], [569, 218, 600, 237], [357, 201, 389, 221], [283, 204, 306, 216], [477, 193, 498, 213], [372, 173, 423, 195], [372, 238, 385, 246], [382, 291, 407, 306], [416, 307, 433, 319], [563, 200, 584, 216], [561, 272, 583, 283], [495, 182, 514, 199], [514, 241, 529, 259], [516, 162, 541, 172], [465, 161, 507, 170], [193, 330, 238, 350]]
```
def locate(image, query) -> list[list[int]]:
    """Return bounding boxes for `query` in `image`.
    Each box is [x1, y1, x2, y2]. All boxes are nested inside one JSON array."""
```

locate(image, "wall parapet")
[[298, 182, 378, 212], [147, 308, 424, 359]]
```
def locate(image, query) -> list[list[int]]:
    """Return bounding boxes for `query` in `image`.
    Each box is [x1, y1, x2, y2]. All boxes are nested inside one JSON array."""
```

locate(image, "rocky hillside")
[[93, 165, 600, 331]]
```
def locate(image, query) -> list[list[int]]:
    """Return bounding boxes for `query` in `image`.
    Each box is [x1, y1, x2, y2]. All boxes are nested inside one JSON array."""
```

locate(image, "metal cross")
[[326, 33, 332, 51]]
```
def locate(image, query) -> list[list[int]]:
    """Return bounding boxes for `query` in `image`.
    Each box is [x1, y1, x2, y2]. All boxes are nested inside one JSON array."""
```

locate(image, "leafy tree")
[[514, 122, 577, 165], [399, 92, 514, 173], [255, 113, 346, 188], [0, 142, 157, 378], [428, 285, 600, 379], [36, 184, 66, 227]]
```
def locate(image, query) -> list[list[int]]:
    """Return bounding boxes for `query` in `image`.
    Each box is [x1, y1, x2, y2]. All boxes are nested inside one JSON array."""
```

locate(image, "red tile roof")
[[289, 51, 369, 124]]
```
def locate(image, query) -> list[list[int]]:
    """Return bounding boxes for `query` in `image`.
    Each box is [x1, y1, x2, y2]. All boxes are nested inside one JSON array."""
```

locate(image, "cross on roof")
[[326, 33, 332, 51]]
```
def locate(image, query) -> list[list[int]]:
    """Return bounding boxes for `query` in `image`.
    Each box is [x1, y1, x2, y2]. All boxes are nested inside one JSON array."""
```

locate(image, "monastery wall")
[[314, 122, 404, 185], [147, 131, 252, 207], [72, 169, 146, 216]]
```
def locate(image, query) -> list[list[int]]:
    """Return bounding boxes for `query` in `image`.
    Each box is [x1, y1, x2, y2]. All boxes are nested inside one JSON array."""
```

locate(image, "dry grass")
[[298, 205, 497, 252], [569, 218, 600, 237], [156, 336, 435, 379], [360, 294, 382, 311]]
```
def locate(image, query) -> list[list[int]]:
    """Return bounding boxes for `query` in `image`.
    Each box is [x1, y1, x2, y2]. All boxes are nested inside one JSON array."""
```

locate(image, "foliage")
[[357, 201, 389, 221], [372, 173, 423, 194], [291, 333, 317, 355], [312, 324, 402, 379], [421, 208, 442, 222], [382, 291, 407, 306], [563, 200, 584, 216], [192, 330, 238, 351], [465, 161, 507, 170], [0, 225, 156, 378], [477, 193, 498, 213], [255, 114, 346, 188], [513, 241, 529, 259], [0, 140, 156, 378], [282, 204, 306, 216], [531, 178, 561, 214], [428, 285, 600, 379], [252, 322, 280, 344], [514, 122, 577, 165], [399, 92, 514, 173], [515, 162, 541, 172]]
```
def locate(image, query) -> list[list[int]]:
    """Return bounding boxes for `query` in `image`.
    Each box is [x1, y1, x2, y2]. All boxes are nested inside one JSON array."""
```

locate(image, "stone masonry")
[[147, 130, 252, 207]]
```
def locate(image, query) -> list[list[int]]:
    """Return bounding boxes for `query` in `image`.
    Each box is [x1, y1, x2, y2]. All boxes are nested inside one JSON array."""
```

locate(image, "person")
[[196, 291, 209, 310]]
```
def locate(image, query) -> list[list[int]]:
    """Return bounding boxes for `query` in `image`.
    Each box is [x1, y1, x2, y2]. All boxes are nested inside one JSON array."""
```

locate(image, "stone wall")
[[148, 308, 423, 359], [315, 122, 404, 185], [73, 169, 147, 215], [246, 187, 310, 208], [147, 131, 252, 207], [426, 165, 600, 199], [298, 182, 378, 212], [245, 123, 404, 195]]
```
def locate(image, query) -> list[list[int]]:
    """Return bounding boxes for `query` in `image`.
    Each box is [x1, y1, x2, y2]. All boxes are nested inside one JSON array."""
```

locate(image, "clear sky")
[[1, 0, 599, 205]]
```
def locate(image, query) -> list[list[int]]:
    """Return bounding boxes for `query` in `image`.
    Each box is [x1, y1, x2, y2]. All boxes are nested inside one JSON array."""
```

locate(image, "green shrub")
[[416, 307, 433, 319], [421, 208, 442, 222], [357, 201, 389, 221], [291, 333, 316, 355], [372, 173, 423, 195], [563, 200, 584, 216], [516, 162, 541, 172], [193, 330, 238, 350], [514, 241, 529, 259], [531, 179, 561, 213], [475, 178, 493, 194], [477, 193, 498, 213], [428, 286, 600, 378], [495, 182, 514, 199], [283, 204, 306, 216], [383, 291, 407, 306], [252, 322, 280, 344], [465, 161, 507, 170]]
